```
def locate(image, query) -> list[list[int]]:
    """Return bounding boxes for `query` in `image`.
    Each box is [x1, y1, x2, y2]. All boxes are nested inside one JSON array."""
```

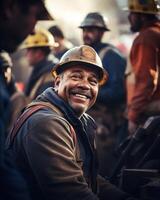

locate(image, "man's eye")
[[90, 79, 98, 86], [71, 74, 81, 79]]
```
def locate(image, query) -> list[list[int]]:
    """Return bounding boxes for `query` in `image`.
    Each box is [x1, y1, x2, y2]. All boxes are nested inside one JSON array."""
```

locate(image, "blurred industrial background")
[[40, 0, 133, 51], [11, 0, 134, 85], [45, 0, 130, 43]]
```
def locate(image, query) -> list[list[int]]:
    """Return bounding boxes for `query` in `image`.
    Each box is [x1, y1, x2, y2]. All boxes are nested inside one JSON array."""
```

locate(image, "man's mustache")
[[71, 88, 92, 99]]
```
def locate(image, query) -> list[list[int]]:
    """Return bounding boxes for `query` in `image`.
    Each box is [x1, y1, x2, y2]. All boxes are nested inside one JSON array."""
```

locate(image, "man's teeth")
[[75, 94, 88, 99]]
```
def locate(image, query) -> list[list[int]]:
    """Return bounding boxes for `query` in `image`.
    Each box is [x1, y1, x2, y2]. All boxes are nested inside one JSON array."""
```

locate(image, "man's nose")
[[78, 78, 90, 89]]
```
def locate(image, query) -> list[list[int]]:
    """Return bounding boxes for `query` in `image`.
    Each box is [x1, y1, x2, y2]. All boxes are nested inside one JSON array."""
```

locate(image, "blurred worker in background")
[[20, 27, 58, 102], [0, 51, 17, 99], [48, 25, 74, 59], [79, 12, 127, 176], [125, 0, 160, 135], [0, 51, 27, 133], [0, 0, 53, 199]]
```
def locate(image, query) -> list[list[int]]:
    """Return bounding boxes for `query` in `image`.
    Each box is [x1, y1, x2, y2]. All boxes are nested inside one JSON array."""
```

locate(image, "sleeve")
[[23, 115, 99, 200], [128, 43, 155, 123], [97, 49, 126, 105]]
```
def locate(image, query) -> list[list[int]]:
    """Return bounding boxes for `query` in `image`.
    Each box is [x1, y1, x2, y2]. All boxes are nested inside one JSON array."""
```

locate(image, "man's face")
[[55, 65, 99, 117], [1, 4, 43, 53], [128, 12, 143, 33], [82, 27, 104, 46], [25, 48, 41, 67]]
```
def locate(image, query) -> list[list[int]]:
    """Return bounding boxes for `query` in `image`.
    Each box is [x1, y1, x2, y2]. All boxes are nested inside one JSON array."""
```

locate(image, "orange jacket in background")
[[128, 21, 160, 124]]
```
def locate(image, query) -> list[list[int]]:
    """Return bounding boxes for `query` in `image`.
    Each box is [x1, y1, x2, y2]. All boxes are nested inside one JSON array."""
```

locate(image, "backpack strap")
[[6, 102, 77, 149], [6, 104, 47, 148], [98, 46, 113, 61]]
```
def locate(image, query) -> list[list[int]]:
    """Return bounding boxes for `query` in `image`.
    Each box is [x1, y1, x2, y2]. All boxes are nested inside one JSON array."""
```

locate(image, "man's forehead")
[[65, 66, 98, 76]]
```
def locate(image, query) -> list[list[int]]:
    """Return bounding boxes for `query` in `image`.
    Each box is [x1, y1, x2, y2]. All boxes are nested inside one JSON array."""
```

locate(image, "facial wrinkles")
[[57, 68, 98, 116], [68, 71, 94, 96], [70, 88, 92, 99], [70, 70, 98, 106]]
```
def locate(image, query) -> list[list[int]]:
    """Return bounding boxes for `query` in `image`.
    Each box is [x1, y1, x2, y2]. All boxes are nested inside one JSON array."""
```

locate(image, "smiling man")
[[55, 66, 98, 116], [7, 45, 133, 200]]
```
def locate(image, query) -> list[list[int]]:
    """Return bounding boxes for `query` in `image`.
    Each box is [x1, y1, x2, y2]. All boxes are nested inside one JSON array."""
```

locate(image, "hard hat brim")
[[19, 43, 57, 50], [52, 60, 108, 86], [78, 25, 110, 31], [123, 6, 160, 15]]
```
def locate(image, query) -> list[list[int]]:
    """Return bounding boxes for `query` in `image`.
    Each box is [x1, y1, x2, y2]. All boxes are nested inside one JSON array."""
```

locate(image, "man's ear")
[[54, 76, 61, 91]]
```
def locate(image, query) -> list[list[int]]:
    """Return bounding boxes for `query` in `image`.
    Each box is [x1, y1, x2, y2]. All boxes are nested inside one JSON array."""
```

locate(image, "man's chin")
[[70, 104, 87, 117]]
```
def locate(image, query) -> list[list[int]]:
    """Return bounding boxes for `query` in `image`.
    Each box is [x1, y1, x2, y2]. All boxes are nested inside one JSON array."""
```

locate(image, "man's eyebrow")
[[70, 69, 98, 78], [91, 72, 98, 77], [89, 72, 99, 79], [70, 69, 82, 73]]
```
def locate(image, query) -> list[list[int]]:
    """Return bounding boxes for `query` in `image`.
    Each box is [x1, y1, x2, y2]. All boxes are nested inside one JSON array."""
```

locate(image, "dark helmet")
[[20, 27, 57, 49], [79, 12, 110, 31], [124, 0, 160, 15], [52, 45, 109, 86]]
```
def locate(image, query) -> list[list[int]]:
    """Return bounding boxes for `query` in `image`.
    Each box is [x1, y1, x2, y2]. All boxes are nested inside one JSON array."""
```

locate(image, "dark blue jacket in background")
[[25, 57, 58, 98], [0, 51, 31, 200], [93, 42, 126, 107]]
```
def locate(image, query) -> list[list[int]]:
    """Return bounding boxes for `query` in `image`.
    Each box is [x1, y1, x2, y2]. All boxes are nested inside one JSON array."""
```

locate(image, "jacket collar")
[[37, 87, 97, 136], [37, 87, 98, 184], [38, 87, 83, 126]]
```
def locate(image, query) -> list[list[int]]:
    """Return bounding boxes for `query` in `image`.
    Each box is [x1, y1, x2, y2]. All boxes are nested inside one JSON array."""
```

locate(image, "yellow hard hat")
[[20, 28, 57, 49], [125, 0, 160, 15], [52, 45, 109, 86]]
